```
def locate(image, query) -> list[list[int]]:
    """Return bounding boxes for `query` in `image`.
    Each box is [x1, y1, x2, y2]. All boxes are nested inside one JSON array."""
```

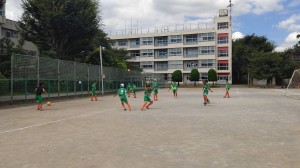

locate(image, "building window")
[[199, 33, 215, 41], [199, 59, 215, 68], [131, 51, 140, 57], [118, 40, 128, 46], [155, 62, 168, 71], [156, 49, 168, 59], [186, 61, 198, 68], [109, 41, 116, 47], [169, 35, 182, 43], [217, 60, 228, 70], [156, 37, 168, 46], [218, 47, 228, 57], [185, 35, 198, 44], [185, 48, 198, 58], [141, 49, 154, 57], [218, 22, 229, 30], [218, 76, 228, 80], [217, 33, 228, 44], [141, 37, 153, 45], [140, 61, 154, 69], [2, 28, 18, 38], [130, 39, 140, 48], [199, 46, 215, 55], [168, 61, 183, 69], [200, 73, 208, 80], [169, 48, 182, 56]]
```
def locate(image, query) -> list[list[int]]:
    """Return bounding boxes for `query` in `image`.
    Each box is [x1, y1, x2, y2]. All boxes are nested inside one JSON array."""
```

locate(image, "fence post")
[[10, 54, 14, 104], [74, 62, 76, 95], [58, 59, 60, 98], [87, 65, 90, 94], [37, 56, 40, 86]]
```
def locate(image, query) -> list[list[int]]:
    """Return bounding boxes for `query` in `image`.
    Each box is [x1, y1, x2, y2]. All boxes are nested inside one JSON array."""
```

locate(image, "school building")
[[0, 0, 38, 56], [108, 9, 232, 84]]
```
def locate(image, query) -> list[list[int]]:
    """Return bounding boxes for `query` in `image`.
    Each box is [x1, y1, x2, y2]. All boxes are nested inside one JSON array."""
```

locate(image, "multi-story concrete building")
[[0, 0, 38, 56], [109, 9, 232, 84]]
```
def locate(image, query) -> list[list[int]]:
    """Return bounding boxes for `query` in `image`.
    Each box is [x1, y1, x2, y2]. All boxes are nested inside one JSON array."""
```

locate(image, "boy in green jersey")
[[35, 82, 47, 111], [168, 82, 178, 98], [224, 79, 231, 98], [131, 82, 137, 98], [152, 79, 158, 101], [91, 82, 97, 101], [114, 83, 131, 111], [127, 83, 132, 98], [141, 85, 153, 110], [202, 80, 213, 106]]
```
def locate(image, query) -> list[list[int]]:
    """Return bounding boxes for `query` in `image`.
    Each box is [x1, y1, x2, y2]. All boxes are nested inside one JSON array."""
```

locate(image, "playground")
[[0, 87, 299, 168]]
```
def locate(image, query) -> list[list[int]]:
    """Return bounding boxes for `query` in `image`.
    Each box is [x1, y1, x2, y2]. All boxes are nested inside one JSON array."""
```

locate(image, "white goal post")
[[286, 69, 300, 99]]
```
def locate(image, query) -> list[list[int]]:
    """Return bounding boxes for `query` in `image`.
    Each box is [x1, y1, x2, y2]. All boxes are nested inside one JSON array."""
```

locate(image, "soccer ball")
[[47, 102, 52, 106]]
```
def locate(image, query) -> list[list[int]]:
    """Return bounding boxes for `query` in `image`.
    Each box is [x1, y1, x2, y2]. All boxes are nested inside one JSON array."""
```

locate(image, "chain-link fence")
[[0, 54, 146, 105]]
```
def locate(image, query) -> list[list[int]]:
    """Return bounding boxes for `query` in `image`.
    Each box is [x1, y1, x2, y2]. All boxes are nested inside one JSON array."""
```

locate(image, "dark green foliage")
[[171, 70, 182, 85], [18, 0, 100, 60], [232, 34, 275, 84], [208, 69, 217, 82], [190, 69, 199, 86]]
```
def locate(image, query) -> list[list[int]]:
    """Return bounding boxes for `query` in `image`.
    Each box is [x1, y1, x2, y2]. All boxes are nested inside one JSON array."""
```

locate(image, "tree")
[[171, 70, 182, 85], [208, 69, 217, 85], [84, 48, 129, 69], [232, 34, 275, 84], [18, 0, 100, 60], [190, 69, 199, 86]]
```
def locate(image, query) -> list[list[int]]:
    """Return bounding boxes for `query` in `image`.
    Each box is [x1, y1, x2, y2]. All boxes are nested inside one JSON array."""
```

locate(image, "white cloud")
[[277, 14, 300, 31], [5, 0, 22, 21], [275, 32, 300, 52], [232, 31, 244, 40], [284, 32, 300, 43]]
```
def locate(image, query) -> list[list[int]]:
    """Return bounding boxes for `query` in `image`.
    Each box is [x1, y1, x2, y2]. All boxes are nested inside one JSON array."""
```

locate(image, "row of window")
[[112, 32, 229, 47], [139, 60, 228, 70], [131, 47, 229, 57]]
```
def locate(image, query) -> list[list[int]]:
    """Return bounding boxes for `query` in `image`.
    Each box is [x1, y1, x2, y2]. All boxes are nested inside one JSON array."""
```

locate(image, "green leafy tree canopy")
[[19, 0, 100, 60], [171, 70, 182, 85], [190, 69, 199, 86]]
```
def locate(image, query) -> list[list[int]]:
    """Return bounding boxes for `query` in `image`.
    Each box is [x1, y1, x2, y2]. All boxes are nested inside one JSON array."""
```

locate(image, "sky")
[[6, 0, 300, 51]]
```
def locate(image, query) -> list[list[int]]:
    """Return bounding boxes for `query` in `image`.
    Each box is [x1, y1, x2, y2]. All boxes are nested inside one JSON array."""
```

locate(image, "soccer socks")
[[121, 102, 126, 110]]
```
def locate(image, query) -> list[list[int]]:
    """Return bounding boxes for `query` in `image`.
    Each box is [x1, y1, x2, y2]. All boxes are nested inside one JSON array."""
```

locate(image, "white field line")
[[0, 109, 110, 135]]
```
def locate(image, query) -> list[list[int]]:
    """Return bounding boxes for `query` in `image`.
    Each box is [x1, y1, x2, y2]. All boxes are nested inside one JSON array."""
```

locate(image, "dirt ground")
[[0, 87, 299, 168]]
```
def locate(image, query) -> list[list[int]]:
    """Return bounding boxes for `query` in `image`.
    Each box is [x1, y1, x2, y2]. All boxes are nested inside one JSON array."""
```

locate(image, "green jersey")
[[152, 81, 158, 89], [144, 89, 152, 101], [225, 81, 231, 90], [117, 88, 127, 98], [170, 84, 178, 91], [127, 83, 132, 91], [203, 83, 210, 95], [91, 83, 97, 94]]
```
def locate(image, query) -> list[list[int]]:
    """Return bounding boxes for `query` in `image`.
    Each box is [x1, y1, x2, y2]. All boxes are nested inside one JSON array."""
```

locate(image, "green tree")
[[208, 69, 217, 85], [190, 69, 199, 86], [171, 70, 182, 85], [18, 0, 100, 60], [232, 34, 275, 84]]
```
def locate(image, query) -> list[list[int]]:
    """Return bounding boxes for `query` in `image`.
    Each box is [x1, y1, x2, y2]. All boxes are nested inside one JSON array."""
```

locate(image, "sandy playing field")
[[0, 87, 299, 168]]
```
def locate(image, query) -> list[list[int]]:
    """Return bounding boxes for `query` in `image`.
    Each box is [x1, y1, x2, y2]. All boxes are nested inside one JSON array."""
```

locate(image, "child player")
[[114, 83, 131, 111], [131, 82, 137, 98], [224, 78, 231, 98], [152, 79, 158, 101], [168, 82, 178, 98], [35, 82, 47, 111], [141, 85, 153, 110], [127, 82, 132, 98], [202, 80, 213, 106], [91, 82, 97, 101]]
